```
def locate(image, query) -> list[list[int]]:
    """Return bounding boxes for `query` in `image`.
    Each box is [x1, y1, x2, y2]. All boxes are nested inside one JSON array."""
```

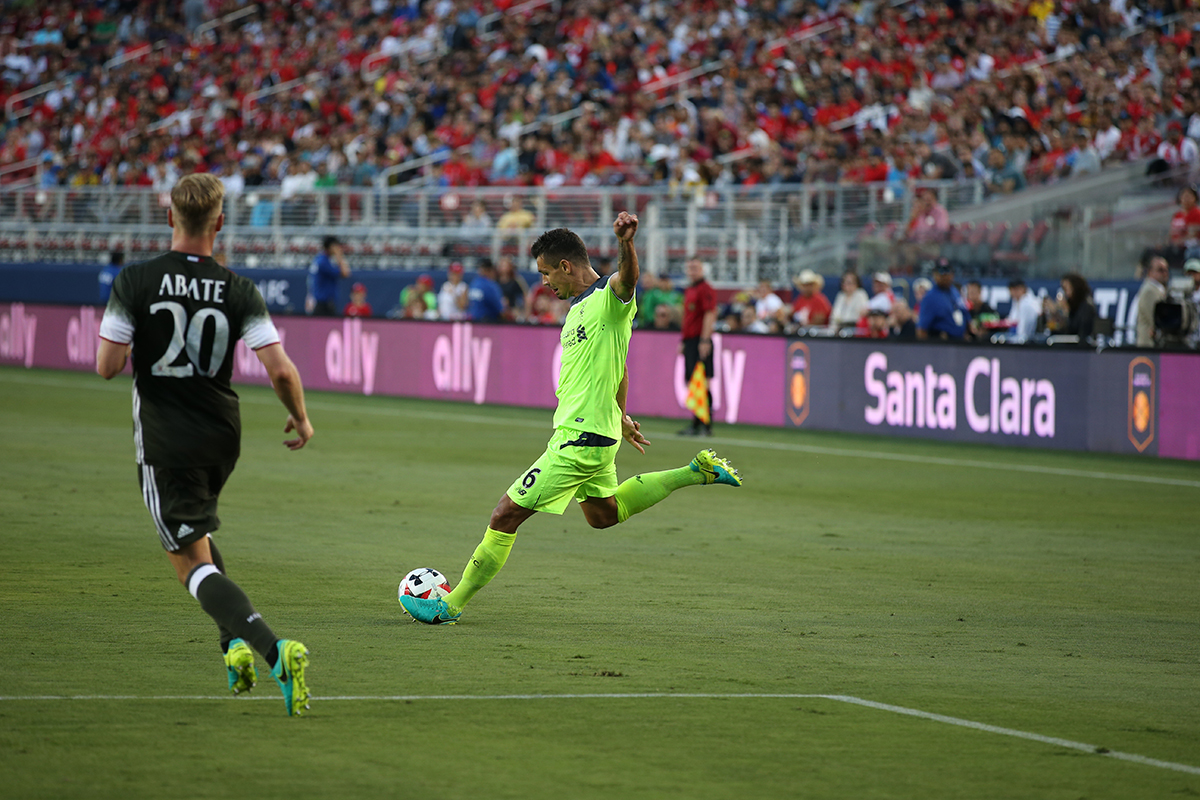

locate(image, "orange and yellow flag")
[[684, 361, 711, 425]]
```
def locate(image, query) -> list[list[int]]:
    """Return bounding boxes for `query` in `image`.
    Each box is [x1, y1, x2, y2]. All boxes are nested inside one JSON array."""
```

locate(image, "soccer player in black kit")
[[97, 173, 314, 715]]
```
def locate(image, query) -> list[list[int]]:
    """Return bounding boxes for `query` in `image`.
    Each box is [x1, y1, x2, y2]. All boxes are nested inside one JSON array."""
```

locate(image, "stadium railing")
[[0, 169, 1173, 282]]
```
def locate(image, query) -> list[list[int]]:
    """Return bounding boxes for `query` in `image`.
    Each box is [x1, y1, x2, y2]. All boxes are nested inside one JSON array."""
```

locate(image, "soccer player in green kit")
[[400, 211, 742, 625]]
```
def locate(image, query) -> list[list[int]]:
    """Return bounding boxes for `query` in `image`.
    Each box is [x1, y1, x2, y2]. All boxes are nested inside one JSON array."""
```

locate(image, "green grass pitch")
[[1, 366, 1198, 799]]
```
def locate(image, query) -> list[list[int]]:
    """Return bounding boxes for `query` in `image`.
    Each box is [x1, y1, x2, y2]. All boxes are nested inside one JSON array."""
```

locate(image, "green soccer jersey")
[[553, 275, 637, 440]]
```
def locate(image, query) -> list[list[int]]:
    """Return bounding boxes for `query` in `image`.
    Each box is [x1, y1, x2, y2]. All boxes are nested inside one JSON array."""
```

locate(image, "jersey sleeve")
[[600, 274, 638, 321], [238, 279, 281, 350], [98, 268, 136, 344]]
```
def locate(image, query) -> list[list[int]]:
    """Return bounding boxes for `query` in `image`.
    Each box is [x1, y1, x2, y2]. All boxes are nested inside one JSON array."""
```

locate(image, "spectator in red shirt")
[[1169, 185, 1200, 250], [1119, 116, 1163, 162], [790, 269, 832, 328], [343, 282, 372, 318], [899, 188, 950, 267], [863, 308, 891, 339], [1143, 185, 1200, 271], [679, 258, 717, 437]]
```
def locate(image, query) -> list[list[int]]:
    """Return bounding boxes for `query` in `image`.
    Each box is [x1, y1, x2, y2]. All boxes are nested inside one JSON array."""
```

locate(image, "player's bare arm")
[[611, 211, 639, 301], [617, 366, 649, 455], [96, 339, 130, 379], [699, 306, 717, 358], [256, 343, 313, 449]]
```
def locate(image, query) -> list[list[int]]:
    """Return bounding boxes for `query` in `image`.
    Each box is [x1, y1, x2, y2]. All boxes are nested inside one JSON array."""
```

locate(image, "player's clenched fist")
[[613, 211, 639, 241]]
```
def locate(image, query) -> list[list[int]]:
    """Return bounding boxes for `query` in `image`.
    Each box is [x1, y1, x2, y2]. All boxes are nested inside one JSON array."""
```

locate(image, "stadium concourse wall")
[[3, 302, 1199, 462]]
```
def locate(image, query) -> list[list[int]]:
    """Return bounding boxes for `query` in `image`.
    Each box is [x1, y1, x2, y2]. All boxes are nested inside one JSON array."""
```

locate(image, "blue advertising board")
[[783, 337, 1182, 457], [0, 261, 1144, 328]]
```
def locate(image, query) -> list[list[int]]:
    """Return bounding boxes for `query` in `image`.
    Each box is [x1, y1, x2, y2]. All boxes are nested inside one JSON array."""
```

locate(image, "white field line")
[[4, 370, 1200, 489], [0, 691, 1196, 775]]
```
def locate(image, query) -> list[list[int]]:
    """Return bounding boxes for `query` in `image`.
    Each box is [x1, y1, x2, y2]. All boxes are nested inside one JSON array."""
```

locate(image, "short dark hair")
[[322, 235, 340, 251], [531, 228, 589, 268], [1008, 278, 1026, 289], [1142, 252, 1168, 271]]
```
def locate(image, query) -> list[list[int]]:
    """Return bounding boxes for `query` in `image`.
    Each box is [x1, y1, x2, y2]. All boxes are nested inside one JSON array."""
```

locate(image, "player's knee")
[[489, 505, 510, 529], [489, 496, 525, 531], [582, 501, 619, 529]]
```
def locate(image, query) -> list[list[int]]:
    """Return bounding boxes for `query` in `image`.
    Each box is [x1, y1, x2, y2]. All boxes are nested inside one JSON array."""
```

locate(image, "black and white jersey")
[[99, 251, 280, 468]]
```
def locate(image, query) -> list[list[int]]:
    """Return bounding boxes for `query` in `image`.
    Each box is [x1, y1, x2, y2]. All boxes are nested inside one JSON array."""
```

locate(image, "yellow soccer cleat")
[[270, 639, 311, 716], [224, 638, 257, 695], [690, 449, 743, 487]]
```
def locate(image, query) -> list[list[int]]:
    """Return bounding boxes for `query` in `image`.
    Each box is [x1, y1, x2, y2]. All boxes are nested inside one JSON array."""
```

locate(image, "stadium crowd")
[[373, 255, 1200, 347], [2, 0, 1200, 196]]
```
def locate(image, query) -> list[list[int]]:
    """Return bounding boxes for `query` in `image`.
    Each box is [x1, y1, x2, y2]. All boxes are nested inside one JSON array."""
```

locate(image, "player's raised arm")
[[611, 211, 639, 302]]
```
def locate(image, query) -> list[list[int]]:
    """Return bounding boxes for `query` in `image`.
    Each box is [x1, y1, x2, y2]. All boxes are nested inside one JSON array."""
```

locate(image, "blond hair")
[[170, 173, 225, 236]]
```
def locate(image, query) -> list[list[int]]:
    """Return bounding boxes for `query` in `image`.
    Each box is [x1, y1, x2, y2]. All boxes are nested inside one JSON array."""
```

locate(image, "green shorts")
[[506, 428, 620, 515]]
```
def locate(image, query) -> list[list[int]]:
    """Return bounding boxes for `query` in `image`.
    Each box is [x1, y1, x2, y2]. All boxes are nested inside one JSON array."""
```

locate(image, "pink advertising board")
[[1158, 353, 1200, 460], [0, 303, 786, 427], [5, 302, 1197, 459]]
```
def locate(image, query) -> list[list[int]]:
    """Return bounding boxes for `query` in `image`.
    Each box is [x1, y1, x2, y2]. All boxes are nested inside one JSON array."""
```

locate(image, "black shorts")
[[136, 461, 236, 552], [311, 298, 338, 316], [682, 336, 714, 378]]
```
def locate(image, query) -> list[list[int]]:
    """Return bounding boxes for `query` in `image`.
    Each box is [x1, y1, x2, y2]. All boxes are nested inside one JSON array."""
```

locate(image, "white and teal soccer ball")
[[399, 568, 451, 601]]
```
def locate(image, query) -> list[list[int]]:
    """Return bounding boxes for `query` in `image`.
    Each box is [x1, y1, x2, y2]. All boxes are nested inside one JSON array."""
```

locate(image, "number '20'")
[[149, 301, 230, 378]]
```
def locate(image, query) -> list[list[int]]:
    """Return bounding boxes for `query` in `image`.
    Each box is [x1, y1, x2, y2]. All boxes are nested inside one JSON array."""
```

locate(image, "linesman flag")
[[685, 361, 711, 425]]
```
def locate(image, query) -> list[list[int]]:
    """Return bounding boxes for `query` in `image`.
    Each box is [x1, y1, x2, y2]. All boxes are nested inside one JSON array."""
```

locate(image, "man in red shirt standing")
[[679, 258, 717, 437]]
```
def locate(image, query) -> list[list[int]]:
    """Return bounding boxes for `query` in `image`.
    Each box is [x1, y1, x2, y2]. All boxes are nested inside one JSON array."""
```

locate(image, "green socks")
[[614, 466, 704, 523], [444, 527, 516, 611], [443, 465, 704, 609]]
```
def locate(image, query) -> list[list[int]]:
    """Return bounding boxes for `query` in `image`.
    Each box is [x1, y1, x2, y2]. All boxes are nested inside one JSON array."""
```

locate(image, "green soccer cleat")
[[690, 449, 743, 487], [270, 639, 311, 716], [399, 595, 462, 625], [224, 638, 257, 695]]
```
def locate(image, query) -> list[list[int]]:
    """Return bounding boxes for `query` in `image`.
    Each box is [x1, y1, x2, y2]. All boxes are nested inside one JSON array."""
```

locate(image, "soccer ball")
[[399, 567, 451, 601]]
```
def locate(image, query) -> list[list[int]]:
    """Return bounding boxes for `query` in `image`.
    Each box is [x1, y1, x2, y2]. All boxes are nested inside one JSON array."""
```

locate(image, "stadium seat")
[[1006, 220, 1032, 250], [986, 221, 1011, 250], [942, 222, 971, 262], [1029, 219, 1050, 250], [992, 220, 1033, 270], [844, 221, 878, 264]]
